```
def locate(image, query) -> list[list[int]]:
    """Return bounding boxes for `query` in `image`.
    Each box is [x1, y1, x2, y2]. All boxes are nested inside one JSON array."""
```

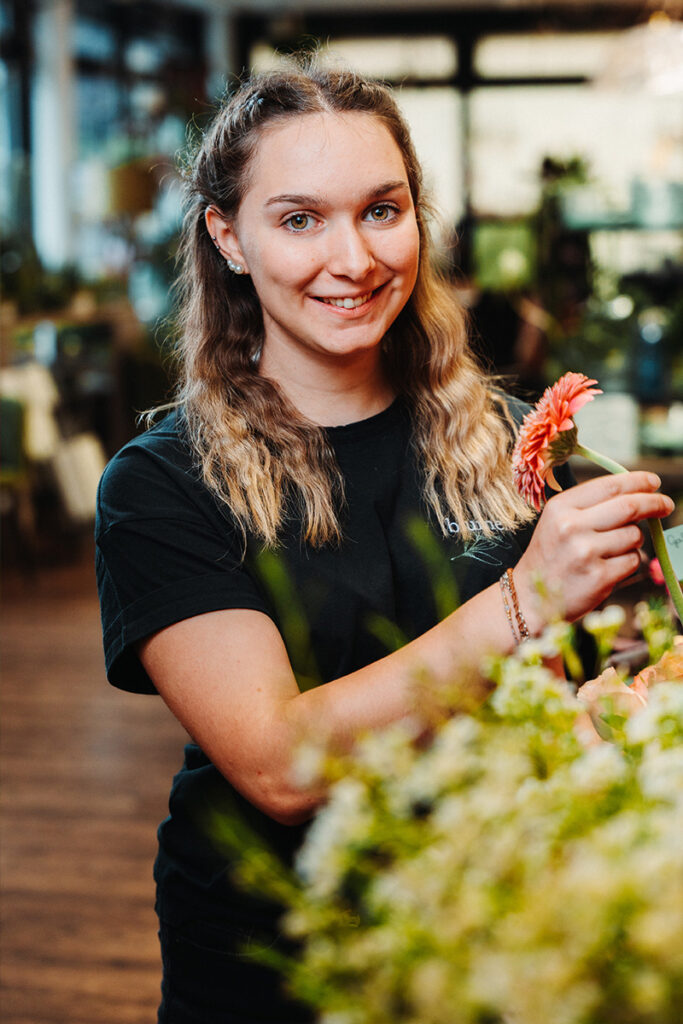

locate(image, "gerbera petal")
[[545, 466, 563, 493], [512, 372, 602, 508]]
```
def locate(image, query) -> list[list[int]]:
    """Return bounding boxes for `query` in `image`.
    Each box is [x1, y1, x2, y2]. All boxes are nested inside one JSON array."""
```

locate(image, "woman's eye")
[[284, 213, 313, 231], [366, 204, 397, 223]]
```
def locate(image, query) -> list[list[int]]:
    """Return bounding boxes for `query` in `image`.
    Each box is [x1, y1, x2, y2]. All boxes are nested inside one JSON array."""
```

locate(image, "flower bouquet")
[[221, 611, 683, 1024]]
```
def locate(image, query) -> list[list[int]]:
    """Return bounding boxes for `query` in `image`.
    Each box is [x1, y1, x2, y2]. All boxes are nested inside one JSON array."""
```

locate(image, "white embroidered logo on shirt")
[[444, 518, 506, 566]]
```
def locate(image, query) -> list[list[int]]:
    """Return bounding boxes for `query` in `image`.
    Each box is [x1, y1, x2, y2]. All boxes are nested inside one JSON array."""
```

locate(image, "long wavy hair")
[[172, 59, 534, 547]]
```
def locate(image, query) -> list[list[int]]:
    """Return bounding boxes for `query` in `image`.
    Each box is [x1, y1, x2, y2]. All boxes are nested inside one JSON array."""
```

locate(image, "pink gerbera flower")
[[514, 372, 683, 626], [512, 372, 602, 510]]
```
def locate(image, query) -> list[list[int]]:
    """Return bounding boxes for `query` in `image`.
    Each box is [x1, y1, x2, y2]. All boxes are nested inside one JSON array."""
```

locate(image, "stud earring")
[[227, 258, 245, 275]]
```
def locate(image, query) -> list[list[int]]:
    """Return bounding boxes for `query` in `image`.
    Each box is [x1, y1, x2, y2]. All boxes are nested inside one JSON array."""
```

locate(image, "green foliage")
[[253, 547, 322, 691], [1, 233, 81, 314], [635, 599, 678, 665]]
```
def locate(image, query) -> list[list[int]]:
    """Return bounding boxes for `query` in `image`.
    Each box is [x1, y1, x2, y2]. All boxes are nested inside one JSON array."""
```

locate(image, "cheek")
[[250, 241, 321, 290], [382, 223, 420, 277]]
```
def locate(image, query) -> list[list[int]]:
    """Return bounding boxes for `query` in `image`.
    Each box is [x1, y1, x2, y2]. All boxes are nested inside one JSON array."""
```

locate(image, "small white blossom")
[[353, 719, 418, 780], [517, 620, 576, 662], [491, 661, 573, 719], [291, 740, 326, 787], [387, 714, 484, 814], [638, 744, 683, 802], [583, 605, 626, 633], [626, 682, 683, 747], [568, 742, 627, 792], [295, 776, 371, 894]]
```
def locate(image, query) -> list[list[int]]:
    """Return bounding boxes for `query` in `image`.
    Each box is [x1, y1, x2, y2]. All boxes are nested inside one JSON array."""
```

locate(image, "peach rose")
[[633, 637, 683, 692], [577, 666, 647, 740]]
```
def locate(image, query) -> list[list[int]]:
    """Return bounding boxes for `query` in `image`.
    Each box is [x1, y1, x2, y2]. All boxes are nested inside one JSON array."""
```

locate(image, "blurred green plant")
[[0, 234, 80, 314]]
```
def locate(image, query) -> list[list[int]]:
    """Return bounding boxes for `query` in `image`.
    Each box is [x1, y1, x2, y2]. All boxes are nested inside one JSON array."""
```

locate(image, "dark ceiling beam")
[[232, 2, 654, 75]]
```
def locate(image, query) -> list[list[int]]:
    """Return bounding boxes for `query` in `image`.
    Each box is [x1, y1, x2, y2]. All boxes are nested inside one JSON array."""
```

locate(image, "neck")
[[258, 348, 395, 427]]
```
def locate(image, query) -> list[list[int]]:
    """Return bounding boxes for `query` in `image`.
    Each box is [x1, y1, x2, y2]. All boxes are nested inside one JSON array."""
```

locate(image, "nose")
[[325, 221, 376, 280]]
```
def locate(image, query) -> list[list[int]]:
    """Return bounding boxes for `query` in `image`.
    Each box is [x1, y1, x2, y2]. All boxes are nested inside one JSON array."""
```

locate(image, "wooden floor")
[[1, 544, 188, 1024]]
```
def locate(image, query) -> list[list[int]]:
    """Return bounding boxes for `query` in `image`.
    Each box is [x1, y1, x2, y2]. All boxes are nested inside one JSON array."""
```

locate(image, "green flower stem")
[[573, 444, 628, 477], [574, 442, 683, 626]]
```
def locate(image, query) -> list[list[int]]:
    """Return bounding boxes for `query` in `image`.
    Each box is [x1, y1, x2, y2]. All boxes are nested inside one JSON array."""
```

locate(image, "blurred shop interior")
[[1, 0, 683, 574]]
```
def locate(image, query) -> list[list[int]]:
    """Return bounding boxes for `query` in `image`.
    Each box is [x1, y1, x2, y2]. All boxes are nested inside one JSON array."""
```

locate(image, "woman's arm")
[[139, 582, 514, 826], [138, 471, 673, 826]]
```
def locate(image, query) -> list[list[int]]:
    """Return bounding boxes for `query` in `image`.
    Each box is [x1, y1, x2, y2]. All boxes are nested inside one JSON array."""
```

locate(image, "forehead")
[[243, 110, 409, 202]]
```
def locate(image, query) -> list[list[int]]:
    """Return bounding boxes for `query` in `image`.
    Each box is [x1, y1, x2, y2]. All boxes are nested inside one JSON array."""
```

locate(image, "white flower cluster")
[[273, 629, 683, 1024]]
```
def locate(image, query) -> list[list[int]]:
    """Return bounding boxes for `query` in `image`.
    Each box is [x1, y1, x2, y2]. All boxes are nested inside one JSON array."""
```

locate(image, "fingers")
[[568, 471, 663, 510], [549, 472, 674, 528], [587, 492, 674, 532], [520, 470, 675, 625], [595, 523, 644, 558], [595, 551, 642, 595], [519, 470, 673, 624], [552, 530, 641, 585]]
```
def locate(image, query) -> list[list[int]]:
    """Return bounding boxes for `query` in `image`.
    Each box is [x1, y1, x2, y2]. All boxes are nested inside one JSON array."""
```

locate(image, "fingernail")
[[648, 474, 661, 488]]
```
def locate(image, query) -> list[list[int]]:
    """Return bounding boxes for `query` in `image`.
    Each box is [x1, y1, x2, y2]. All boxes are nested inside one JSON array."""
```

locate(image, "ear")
[[204, 206, 249, 274]]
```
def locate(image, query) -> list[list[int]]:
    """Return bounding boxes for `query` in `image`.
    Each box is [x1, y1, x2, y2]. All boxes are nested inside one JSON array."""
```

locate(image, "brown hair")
[[171, 58, 533, 546]]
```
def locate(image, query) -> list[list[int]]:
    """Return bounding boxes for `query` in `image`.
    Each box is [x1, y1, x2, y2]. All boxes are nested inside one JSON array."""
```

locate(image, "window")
[[470, 84, 682, 218], [250, 36, 457, 79], [475, 32, 621, 79]]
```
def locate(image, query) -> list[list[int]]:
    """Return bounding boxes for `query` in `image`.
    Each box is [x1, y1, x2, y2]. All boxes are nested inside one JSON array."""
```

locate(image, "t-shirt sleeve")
[[95, 436, 272, 695]]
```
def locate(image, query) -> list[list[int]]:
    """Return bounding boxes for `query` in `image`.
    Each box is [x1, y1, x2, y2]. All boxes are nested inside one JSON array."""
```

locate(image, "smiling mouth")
[[315, 287, 381, 310]]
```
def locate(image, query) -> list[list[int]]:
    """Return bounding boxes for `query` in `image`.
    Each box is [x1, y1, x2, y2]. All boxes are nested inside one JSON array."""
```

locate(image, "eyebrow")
[[264, 180, 410, 208]]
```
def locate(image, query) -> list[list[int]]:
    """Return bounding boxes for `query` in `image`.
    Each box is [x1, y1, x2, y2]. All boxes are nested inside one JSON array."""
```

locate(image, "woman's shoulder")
[[487, 387, 534, 439], [125, 405, 188, 448], [100, 406, 189, 480], [489, 387, 532, 425], [97, 408, 201, 527]]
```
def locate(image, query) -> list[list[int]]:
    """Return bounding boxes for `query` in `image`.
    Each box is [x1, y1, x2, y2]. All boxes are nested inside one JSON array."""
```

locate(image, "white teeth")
[[321, 292, 372, 309]]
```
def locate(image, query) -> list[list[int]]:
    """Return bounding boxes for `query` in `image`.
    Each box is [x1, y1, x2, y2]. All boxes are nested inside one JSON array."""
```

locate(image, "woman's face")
[[212, 111, 420, 375]]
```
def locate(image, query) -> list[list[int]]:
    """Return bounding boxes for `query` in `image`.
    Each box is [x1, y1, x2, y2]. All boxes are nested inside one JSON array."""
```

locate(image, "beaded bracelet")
[[499, 568, 530, 644]]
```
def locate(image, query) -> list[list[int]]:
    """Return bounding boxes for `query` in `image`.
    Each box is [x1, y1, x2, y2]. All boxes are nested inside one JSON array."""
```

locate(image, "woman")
[[96, 62, 673, 1023]]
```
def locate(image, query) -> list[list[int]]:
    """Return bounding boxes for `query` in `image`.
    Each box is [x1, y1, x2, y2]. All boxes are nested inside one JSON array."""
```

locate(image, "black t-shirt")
[[95, 397, 570, 931]]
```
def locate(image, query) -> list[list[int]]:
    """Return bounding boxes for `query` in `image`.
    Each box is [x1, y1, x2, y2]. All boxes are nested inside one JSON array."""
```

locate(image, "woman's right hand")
[[514, 471, 674, 630]]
